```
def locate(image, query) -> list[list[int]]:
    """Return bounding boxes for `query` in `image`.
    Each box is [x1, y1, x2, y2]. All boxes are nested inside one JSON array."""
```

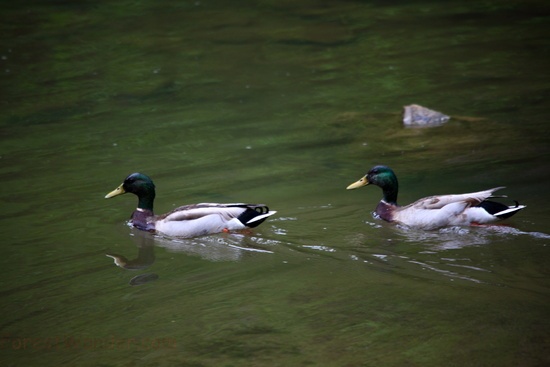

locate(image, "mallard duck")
[[105, 173, 276, 237], [346, 165, 525, 230]]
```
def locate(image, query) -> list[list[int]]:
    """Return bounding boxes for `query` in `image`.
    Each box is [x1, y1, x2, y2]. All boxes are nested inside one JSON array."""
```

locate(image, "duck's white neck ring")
[[136, 208, 146, 212]]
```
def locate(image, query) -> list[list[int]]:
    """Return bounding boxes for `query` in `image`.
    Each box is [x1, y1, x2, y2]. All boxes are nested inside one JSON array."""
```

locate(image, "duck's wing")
[[154, 203, 276, 237], [157, 203, 273, 223], [408, 187, 505, 210]]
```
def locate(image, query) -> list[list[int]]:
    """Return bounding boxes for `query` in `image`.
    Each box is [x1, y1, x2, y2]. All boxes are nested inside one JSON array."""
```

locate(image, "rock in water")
[[403, 104, 450, 126]]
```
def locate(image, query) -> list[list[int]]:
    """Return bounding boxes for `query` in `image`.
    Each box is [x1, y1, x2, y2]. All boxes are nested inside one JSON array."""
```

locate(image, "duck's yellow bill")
[[105, 184, 126, 198], [346, 176, 369, 190]]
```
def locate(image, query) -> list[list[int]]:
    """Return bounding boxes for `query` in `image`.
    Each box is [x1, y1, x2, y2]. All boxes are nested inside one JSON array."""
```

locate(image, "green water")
[[1, 1, 549, 366]]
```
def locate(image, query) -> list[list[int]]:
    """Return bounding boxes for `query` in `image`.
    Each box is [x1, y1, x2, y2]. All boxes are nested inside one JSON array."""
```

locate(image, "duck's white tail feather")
[[493, 205, 526, 218], [246, 211, 277, 224]]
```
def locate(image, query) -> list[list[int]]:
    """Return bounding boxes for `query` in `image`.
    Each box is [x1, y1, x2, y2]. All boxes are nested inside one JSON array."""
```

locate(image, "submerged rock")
[[403, 104, 450, 127]]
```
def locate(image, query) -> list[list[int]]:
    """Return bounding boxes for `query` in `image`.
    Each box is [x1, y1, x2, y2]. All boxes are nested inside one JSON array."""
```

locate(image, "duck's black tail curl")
[[477, 199, 525, 219], [237, 205, 274, 228]]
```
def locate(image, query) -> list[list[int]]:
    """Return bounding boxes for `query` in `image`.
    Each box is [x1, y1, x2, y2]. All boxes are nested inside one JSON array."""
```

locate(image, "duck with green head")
[[105, 173, 276, 237], [346, 165, 525, 230]]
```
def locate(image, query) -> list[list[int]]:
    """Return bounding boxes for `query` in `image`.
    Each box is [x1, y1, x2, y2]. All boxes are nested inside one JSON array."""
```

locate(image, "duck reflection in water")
[[106, 232, 159, 286], [106, 226, 278, 286]]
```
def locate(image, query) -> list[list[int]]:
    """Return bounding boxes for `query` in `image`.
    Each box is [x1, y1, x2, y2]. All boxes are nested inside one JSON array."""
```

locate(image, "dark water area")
[[1, 1, 549, 366]]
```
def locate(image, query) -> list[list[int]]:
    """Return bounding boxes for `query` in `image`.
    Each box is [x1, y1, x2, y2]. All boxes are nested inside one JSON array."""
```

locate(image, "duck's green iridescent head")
[[105, 173, 156, 210], [347, 165, 399, 204]]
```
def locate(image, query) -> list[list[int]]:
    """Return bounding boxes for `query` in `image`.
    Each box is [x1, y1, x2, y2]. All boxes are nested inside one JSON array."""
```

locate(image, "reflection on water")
[[396, 223, 550, 250], [128, 273, 159, 286], [104, 214, 549, 288], [343, 219, 550, 284], [105, 227, 286, 286], [397, 224, 500, 250], [105, 232, 159, 285], [106, 235, 156, 270], [154, 233, 277, 260], [108, 224, 283, 262]]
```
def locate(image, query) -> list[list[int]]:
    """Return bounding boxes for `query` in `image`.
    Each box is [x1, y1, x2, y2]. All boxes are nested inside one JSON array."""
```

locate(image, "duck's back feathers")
[[409, 187, 504, 210], [154, 203, 276, 237], [393, 187, 525, 229], [158, 203, 272, 223]]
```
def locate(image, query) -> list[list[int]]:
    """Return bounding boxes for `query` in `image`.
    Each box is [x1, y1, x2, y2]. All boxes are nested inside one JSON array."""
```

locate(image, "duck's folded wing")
[[410, 187, 505, 210], [158, 203, 269, 222]]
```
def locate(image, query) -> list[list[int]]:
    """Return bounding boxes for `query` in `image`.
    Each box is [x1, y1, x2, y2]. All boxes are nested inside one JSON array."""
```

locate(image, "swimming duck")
[[346, 165, 525, 230], [105, 173, 276, 237]]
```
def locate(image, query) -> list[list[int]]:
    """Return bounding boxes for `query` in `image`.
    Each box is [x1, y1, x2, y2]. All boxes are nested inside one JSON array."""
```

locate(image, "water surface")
[[1, 1, 549, 366]]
